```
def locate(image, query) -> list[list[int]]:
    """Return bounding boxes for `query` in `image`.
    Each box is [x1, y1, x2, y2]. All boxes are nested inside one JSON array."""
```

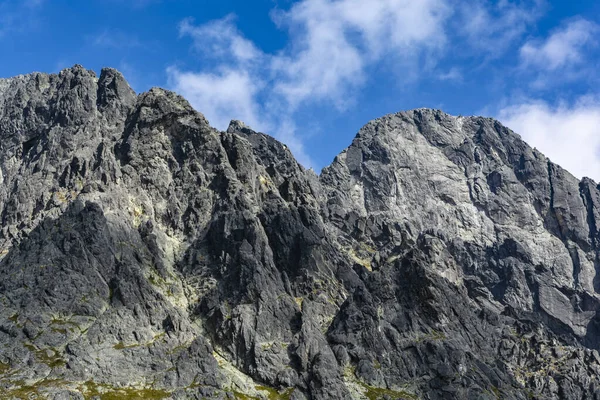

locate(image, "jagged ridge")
[[0, 65, 599, 399]]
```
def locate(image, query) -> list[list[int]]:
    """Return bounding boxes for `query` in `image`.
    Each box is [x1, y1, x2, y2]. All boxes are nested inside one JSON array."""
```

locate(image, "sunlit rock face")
[[1, 65, 600, 399]]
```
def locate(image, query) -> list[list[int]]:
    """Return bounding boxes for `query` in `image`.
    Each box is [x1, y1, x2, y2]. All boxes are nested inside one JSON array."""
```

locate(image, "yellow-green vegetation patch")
[[36, 349, 66, 368], [146, 268, 189, 309], [81, 381, 171, 400], [167, 340, 193, 355], [386, 254, 402, 264], [259, 175, 270, 187], [343, 364, 357, 379], [490, 386, 502, 398], [49, 317, 81, 336], [294, 296, 304, 309], [348, 248, 373, 271], [320, 315, 335, 334], [24, 343, 66, 368], [0, 361, 10, 374], [2, 378, 68, 399], [51, 316, 80, 328], [359, 242, 377, 254], [233, 390, 259, 400], [260, 342, 275, 351], [50, 318, 80, 335], [358, 382, 419, 400], [428, 330, 446, 341], [113, 342, 140, 350], [255, 385, 295, 400], [114, 332, 166, 350], [414, 330, 446, 343], [148, 272, 168, 288], [8, 313, 23, 328], [344, 365, 418, 400]]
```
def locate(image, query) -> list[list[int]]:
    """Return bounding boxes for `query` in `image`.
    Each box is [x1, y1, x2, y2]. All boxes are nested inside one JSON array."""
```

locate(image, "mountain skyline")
[[0, 0, 599, 179], [1, 65, 600, 399]]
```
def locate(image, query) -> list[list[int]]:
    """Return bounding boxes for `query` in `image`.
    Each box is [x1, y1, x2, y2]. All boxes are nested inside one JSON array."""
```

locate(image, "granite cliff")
[[0, 65, 600, 399]]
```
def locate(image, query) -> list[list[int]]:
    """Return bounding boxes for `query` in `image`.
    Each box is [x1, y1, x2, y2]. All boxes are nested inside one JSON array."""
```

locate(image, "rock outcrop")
[[0, 65, 600, 399]]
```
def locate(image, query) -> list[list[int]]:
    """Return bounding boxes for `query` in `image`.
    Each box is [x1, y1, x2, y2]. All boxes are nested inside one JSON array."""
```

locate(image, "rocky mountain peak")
[[0, 66, 599, 399], [97, 67, 136, 115]]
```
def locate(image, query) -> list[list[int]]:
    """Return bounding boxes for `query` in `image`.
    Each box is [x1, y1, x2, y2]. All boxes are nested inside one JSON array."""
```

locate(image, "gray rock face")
[[0, 66, 600, 400]]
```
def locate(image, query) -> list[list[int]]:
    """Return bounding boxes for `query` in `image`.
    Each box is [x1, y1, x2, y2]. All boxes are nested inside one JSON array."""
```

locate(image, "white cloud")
[[167, 66, 263, 133], [168, 15, 270, 151], [499, 97, 600, 180], [167, 64, 317, 167], [271, 0, 449, 108], [271, 118, 314, 168], [169, 0, 451, 168], [166, 0, 558, 170], [437, 67, 463, 82], [520, 18, 598, 71], [179, 16, 262, 64]]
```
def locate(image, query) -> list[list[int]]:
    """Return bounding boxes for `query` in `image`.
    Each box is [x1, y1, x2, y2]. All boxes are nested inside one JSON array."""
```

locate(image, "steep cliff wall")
[[0, 66, 599, 399]]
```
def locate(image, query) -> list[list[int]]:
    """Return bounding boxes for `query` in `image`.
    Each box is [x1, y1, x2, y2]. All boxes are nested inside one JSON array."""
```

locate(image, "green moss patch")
[[230, 385, 295, 400], [8, 313, 23, 328], [114, 332, 166, 350], [414, 330, 446, 343], [23, 343, 66, 368], [0, 362, 10, 375], [358, 382, 419, 400], [113, 342, 140, 350], [232, 390, 259, 400], [255, 385, 295, 400], [82, 381, 171, 400], [2, 379, 68, 399]]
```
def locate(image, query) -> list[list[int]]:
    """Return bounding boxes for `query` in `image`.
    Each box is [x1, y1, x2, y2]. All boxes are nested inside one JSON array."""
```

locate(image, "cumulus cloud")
[[169, 16, 265, 131], [167, 0, 554, 169], [168, 0, 453, 168], [520, 18, 598, 71], [437, 67, 463, 82], [167, 67, 264, 133], [271, 0, 449, 108], [167, 64, 318, 167], [499, 98, 600, 180], [179, 16, 262, 64]]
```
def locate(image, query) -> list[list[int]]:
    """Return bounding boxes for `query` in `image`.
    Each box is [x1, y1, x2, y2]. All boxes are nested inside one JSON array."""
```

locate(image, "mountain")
[[0, 65, 599, 400]]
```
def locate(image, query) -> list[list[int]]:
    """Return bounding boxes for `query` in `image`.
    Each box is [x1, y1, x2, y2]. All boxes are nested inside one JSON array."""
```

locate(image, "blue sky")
[[1, 0, 600, 179]]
